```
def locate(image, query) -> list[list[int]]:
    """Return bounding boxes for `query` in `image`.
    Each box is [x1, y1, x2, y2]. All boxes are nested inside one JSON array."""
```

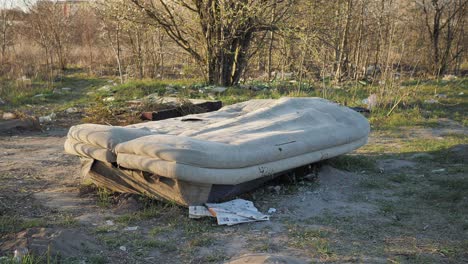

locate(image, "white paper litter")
[[123, 226, 139, 231], [189, 199, 270, 226], [189, 206, 212, 219]]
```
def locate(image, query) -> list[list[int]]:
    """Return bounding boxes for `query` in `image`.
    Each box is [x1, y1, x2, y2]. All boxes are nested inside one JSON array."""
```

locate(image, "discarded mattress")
[[65, 97, 370, 205]]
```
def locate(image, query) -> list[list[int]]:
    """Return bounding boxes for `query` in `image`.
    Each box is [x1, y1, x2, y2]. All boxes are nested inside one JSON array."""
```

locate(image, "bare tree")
[[23, 0, 73, 78], [0, 0, 15, 65], [124, 0, 293, 86], [419, 0, 468, 76]]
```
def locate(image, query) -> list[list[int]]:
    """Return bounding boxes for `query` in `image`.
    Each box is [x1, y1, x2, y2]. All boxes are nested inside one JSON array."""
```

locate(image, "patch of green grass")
[[97, 187, 113, 208], [0, 73, 107, 111], [377, 201, 397, 215], [138, 204, 164, 219], [359, 176, 389, 189], [370, 107, 439, 130], [419, 183, 466, 205], [115, 214, 138, 225], [401, 136, 467, 154], [98, 234, 127, 248], [416, 174, 468, 208], [361, 134, 467, 157], [388, 174, 409, 183], [188, 235, 213, 248], [0, 216, 46, 236], [180, 217, 212, 237], [94, 226, 113, 234], [115, 201, 178, 225], [328, 155, 377, 172], [0, 246, 67, 264], [202, 251, 227, 263], [0, 216, 20, 235], [149, 225, 174, 236], [136, 239, 177, 252], [106, 79, 200, 102], [88, 255, 108, 264], [22, 218, 47, 229], [54, 214, 78, 227], [287, 225, 334, 258]]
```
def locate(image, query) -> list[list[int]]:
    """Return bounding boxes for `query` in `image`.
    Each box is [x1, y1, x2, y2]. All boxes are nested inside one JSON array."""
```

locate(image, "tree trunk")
[[335, 0, 352, 82]]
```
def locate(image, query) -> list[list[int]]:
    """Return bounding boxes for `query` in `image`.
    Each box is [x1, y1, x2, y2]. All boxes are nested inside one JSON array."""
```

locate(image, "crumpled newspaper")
[[189, 199, 270, 226]]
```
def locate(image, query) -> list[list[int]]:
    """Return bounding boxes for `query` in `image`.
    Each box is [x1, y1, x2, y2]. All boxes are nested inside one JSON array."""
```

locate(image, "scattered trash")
[[14, 247, 29, 262], [17, 76, 32, 86], [65, 107, 80, 114], [424, 99, 438, 104], [123, 226, 139, 231], [435, 93, 447, 98], [442, 75, 457, 81], [105, 220, 115, 226], [33, 94, 45, 98], [210, 86, 228, 93], [189, 199, 270, 226], [431, 168, 446, 173], [459, 92, 464, 96], [423, 224, 430, 230], [39, 113, 56, 123], [119, 246, 127, 252], [62, 87, 72, 92], [189, 206, 212, 219], [362, 94, 378, 109], [165, 86, 177, 94], [103, 96, 115, 102], [267, 208, 277, 214], [98, 85, 112, 92], [2, 112, 16, 120]]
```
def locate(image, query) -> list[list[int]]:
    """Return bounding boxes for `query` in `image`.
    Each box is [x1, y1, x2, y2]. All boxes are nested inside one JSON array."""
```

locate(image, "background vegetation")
[[0, 0, 466, 90]]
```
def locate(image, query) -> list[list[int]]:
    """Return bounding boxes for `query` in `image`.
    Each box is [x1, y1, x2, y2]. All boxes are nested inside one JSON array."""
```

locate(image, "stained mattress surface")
[[65, 97, 370, 184]]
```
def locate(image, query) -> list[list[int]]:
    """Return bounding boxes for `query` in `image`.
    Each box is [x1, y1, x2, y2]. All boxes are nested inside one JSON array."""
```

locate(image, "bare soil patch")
[[1, 119, 467, 263]]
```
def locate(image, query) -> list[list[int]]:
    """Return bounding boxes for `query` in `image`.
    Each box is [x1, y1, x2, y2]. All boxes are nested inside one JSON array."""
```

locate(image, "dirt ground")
[[0, 117, 467, 263]]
